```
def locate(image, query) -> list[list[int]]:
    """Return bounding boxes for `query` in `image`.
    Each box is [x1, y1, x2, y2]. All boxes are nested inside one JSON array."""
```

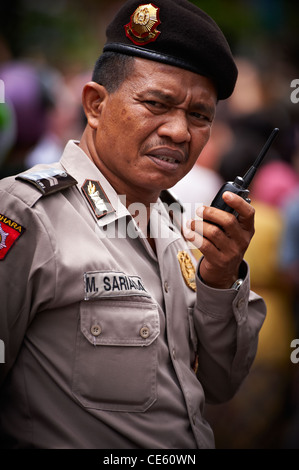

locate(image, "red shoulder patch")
[[0, 214, 25, 260]]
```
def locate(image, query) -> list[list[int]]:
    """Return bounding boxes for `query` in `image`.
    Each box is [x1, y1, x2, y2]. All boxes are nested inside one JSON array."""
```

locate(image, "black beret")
[[103, 0, 238, 100]]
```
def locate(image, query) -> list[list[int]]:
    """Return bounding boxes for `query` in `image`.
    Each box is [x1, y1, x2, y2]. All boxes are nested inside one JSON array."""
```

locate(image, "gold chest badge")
[[177, 251, 197, 292], [125, 4, 161, 45]]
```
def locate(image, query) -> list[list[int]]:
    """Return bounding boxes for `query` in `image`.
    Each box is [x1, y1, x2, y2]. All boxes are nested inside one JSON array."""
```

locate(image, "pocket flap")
[[80, 299, 160, 347]]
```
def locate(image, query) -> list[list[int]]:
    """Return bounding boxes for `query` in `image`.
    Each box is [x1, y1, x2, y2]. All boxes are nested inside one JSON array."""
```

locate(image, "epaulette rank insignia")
[[16, 168, 77, 196]]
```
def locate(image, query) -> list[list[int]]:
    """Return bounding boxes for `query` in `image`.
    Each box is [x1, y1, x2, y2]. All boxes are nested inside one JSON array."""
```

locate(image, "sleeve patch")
[[0, 214, 26, 260]]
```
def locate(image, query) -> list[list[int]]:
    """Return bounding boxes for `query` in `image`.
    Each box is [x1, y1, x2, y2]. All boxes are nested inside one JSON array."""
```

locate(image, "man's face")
[[92, 58, 217, 201]]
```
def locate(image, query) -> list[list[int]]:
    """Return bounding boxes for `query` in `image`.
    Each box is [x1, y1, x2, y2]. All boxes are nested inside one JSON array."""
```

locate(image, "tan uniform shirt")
[[0, 141, 266, 449]]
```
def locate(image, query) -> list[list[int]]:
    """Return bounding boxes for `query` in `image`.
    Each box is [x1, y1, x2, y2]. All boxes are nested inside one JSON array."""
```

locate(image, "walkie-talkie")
[[210, 127, 279, 216]]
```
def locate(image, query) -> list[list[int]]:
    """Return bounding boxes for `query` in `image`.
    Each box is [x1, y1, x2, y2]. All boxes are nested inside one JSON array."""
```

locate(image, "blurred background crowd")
[[0, 0, 299, 449]]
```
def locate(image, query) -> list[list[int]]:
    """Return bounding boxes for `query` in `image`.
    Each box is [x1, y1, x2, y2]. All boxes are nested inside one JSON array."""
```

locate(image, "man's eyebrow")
[[143, 89, 215, 117], [144, 89, 176, 102]]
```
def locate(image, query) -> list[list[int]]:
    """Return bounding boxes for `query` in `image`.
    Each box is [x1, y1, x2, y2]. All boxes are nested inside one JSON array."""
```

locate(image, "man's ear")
[[81, 81, 108, 130]]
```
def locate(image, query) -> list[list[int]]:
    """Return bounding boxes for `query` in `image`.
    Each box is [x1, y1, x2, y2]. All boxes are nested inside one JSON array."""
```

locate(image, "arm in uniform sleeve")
[[0, 184, 56, 386], [193, 259, 266, 404]]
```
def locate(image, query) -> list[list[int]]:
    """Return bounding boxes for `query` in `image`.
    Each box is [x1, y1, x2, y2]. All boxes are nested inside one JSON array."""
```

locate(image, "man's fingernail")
[[223, 191, 233, 200], [196, 206, 204, 218]]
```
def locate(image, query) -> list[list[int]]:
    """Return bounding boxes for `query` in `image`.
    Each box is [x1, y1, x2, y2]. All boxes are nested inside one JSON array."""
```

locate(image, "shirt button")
[[164, 281, 169, 293], [140, 326, 150, 339], [237, 298, 245, 310], [172, 348, 176, 360], [90, 324, 102, 337]]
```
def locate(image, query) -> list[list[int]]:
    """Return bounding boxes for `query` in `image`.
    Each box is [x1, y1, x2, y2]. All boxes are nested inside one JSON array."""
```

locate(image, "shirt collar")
[[59, 140, 181, 245], [60, 140, 130, 227]]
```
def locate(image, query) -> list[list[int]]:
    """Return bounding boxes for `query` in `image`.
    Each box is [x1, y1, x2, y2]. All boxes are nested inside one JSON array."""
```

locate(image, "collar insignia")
[[82, 180, 114, 219], [125, 3, 161, 45], [177, 250, 197, 292]]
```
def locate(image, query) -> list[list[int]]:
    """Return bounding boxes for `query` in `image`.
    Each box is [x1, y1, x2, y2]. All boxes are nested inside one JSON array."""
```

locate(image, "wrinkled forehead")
[[119, 57, 217, 106]]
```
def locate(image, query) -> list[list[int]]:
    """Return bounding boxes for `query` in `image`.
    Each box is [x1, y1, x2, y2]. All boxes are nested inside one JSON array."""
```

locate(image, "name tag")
[[84, 271, 150, 300]]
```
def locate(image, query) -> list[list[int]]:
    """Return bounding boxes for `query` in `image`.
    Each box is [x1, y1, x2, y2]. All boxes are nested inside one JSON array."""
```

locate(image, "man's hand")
[[184, 191, 255, 289]]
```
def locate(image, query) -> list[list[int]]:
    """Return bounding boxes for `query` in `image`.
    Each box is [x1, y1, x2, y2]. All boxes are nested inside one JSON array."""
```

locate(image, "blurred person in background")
[[203, 56, 297, 448], [0, 61, 52, 178], [25, 67, 86, 168], [0, 99, 16, 169], [0, 61, 85, 178], [279, 136, 299, 448]]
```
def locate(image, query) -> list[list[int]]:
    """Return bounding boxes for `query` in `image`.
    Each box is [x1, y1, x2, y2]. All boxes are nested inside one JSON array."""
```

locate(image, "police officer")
[[0, 0, 266, 448]]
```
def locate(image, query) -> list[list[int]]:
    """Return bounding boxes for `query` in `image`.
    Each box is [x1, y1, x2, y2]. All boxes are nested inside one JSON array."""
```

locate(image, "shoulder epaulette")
[[16, 168, 77, 196]]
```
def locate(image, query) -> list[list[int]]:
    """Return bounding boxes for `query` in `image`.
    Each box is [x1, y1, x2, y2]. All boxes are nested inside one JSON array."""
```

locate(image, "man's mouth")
[[146, 147, 186, 169], [154, 155, 179, 164]]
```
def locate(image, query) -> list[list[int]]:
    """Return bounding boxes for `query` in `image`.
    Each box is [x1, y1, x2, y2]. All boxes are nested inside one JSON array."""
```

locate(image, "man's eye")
[[145, 101, 165, 110], [190, 112, 212, 123]]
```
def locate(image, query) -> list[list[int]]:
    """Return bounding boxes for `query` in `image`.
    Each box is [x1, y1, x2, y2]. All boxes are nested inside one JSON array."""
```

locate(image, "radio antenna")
[[242, 127, 279, 188]]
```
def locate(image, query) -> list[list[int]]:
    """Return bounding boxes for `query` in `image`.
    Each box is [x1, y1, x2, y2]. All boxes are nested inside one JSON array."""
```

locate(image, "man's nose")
[[157, 110, 191, 144]]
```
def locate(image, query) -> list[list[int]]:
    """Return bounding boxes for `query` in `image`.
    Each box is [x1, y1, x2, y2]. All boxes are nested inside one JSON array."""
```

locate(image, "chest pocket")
[[72, 297, 160, 412]]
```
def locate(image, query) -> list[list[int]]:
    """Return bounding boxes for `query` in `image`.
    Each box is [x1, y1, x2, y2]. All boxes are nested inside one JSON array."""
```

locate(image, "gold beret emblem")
[[177, 251, 197, 292], [125, 3, 161, 45]]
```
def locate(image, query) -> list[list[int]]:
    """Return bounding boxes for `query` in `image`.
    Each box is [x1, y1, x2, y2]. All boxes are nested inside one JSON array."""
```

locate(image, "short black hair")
[[92, 52, 135, 93]]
